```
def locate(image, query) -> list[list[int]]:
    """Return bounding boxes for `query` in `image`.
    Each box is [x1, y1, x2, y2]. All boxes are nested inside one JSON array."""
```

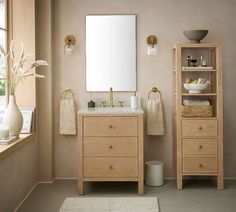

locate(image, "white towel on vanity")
[[147, 98, 164, 136], [60, 95, 76, 135]]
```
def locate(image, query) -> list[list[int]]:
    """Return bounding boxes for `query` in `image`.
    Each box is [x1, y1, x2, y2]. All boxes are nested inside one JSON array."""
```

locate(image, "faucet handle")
[[100, 101, 107, 107], [118, 100, 124, 107]]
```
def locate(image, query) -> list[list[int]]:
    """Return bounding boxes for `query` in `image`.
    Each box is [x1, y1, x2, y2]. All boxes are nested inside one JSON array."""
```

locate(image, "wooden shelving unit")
[[172, 43, 224, 189]]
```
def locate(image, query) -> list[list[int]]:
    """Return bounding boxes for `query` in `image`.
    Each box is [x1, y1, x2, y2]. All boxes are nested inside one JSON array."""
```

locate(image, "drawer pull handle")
[[199, 145, 203, 149], [109, 125, 113, 129], [199, 164, 203, 168], [109, 145, 113, 149], [109, 166, 113, 170], [198, 127, 203, 130]]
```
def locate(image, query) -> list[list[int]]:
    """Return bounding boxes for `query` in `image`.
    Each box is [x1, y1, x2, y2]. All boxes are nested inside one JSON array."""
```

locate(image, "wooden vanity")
[[77, 107, 144, 195]]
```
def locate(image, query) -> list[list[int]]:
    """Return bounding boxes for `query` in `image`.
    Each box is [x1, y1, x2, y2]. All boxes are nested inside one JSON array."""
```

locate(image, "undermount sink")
[[78, 107, 144, 115]]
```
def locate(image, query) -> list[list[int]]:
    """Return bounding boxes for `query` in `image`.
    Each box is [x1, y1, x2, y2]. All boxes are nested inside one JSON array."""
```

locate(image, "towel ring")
[[148, 87, 161, 99], [61, 88, 74, 99]]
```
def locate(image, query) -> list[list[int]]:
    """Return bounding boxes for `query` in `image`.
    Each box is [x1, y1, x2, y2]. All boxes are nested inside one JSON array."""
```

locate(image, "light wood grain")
[[78, 114, 144, 195], [78, 114, 84, 195], [176, 45, 183, 189], [138, 114, 144, 195], [183, 156, 218, 174], [84, 116, 138, 136], [84, 137, 138, 157], [173, 44, 224, 189], [216, 44, 224, 189], [182, 139, 217, 155], [182, 120, 217, 137], [84, 157, 138, 178]]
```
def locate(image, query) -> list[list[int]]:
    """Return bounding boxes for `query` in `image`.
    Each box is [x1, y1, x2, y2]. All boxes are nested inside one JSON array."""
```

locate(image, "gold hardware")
[[109, 87, 114, 107], [65, 35, 76, 45], [147, 35, 157, 47], [61, 88, 74, 99], [100, 101, 107, 107], [118, 100, 124, 107], [148, 87, 161, 99]]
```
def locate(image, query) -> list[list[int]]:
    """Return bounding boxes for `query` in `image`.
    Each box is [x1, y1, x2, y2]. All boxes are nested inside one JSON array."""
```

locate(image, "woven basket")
[[182, 105, 213, 118]]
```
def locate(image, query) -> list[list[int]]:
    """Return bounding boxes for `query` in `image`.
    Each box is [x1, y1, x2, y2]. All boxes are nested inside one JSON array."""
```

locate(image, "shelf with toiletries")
[[172, 43, 223, 190]]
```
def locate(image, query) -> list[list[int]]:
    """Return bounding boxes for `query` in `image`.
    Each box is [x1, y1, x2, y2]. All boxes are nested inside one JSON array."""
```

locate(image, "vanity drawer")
[[84, 137, 138, 156], [83, 116, 138, 136], [182, 139, 218, 155], [84, 157, 138, 178], [182, 120, 217, 137], [182, 156, 218, 174]]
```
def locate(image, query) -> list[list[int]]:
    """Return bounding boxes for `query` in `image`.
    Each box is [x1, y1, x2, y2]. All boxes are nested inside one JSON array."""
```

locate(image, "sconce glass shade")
[[64, 44, 75, 55], [64, 35, 76, 55]]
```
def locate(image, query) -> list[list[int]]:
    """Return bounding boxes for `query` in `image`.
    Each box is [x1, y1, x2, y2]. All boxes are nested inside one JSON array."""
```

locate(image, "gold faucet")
[[109, 87, 114, 107]]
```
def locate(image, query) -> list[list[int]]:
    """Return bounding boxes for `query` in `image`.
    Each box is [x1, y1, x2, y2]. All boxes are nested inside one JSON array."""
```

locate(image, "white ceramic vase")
[[3, 95, 23, 138]]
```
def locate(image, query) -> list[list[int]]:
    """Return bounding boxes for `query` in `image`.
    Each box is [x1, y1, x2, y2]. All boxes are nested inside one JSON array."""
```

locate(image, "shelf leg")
[[78, 179, 84, 195], [177, 175, 183, 190], [138, 180, 144, 195], [217, 175, 224, 190]]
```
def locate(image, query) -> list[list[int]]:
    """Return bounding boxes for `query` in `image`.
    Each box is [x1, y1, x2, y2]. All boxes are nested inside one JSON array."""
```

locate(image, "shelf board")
[[182, 69, 216, 72], [181, 117, 218, 120], [182, 93, 217, 96]]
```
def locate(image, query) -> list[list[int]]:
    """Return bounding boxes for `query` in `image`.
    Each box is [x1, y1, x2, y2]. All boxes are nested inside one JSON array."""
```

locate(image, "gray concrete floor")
[[17, 179, 236, 212]]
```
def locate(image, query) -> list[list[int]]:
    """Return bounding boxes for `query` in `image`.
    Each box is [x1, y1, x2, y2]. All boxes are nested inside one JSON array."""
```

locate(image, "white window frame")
[[0, 0, 8, 120]]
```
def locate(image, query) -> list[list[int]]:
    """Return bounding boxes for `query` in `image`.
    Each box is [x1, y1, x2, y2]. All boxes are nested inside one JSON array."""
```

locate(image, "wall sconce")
[[147, 35, 157, 55], [64, 35, 76, 55]]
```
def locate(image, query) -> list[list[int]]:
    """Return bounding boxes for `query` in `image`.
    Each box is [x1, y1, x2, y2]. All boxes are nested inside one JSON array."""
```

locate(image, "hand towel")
[[183, 99, 210, 106], [60, 94, 76, 135], [147, 98, 164, 136]]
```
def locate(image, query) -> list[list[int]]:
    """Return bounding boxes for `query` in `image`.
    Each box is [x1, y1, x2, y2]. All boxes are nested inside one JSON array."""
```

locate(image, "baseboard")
[[37, 178, 55, 184], [54, 177, 78, 180], [14, 182, 39, 212], [224, 177, 236, 180]]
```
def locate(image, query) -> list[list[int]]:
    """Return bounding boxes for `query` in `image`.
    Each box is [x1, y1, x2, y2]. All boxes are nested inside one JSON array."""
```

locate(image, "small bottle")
[[131, 91, 138, 109]]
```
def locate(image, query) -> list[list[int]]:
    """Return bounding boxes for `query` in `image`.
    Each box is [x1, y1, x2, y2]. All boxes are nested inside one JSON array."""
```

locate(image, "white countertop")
[[78, 107, 144, 115]]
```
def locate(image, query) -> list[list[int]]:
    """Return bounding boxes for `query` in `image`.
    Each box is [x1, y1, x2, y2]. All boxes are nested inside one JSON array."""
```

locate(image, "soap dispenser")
[[131, 91, 138, 109]]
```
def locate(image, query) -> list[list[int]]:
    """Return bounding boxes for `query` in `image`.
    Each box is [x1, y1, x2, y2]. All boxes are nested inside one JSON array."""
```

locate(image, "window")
[[0, 0, 7, 119]]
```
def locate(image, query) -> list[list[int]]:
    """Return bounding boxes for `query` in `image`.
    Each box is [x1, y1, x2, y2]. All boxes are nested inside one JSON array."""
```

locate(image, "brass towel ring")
[[148, 87, 161, 99], [61, 88, 74, 99]]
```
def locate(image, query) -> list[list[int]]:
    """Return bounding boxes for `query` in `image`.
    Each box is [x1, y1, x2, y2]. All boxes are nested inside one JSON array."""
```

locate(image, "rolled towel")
[[183, 99, 210, 106]]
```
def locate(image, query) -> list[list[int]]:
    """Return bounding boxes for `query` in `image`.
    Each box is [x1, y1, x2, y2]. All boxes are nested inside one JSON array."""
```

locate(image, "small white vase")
[[3, 95, 23, 138]]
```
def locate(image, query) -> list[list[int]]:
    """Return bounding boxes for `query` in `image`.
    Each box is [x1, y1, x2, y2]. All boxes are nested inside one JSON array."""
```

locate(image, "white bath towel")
[[147, 98, 164, 136], [183, 99, 210, 106], [60, 94, 76, 135]]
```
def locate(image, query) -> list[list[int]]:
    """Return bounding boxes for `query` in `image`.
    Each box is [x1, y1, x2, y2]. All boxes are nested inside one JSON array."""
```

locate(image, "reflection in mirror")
[[86, 15, 136, 91]]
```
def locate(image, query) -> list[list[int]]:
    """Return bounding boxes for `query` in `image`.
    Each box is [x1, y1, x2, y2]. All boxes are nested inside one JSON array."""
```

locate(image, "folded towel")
[[183, 99, 210, 106], [147, 98, 164, 136], [60, 92, 76, 135]]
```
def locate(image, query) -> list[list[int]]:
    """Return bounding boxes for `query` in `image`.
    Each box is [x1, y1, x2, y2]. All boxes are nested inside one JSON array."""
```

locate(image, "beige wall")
[[36, 0, 54, 181], [12, 0, 36, 107], [0, 137, 37, 212], [48, 0, 236, 178]]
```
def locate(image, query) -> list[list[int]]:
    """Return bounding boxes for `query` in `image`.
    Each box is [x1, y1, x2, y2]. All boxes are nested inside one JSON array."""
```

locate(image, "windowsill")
[[0, 133, 35, 160]]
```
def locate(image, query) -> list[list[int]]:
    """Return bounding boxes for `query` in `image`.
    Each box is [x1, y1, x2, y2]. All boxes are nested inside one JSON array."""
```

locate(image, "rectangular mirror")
[[86, 15, 136, 91]]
